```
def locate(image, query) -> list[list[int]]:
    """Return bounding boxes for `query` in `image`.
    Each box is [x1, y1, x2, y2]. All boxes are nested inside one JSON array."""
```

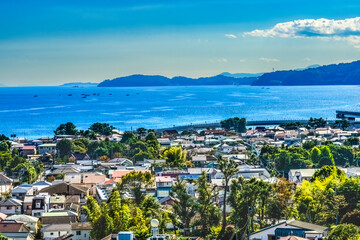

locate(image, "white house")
[[288, 169, 318, 184], [250, 219, 328, 240], [38, 143, 57, 155], [71, 222, 92, 240], [0, 198, 22, 215], [42, 224, 71, 240]]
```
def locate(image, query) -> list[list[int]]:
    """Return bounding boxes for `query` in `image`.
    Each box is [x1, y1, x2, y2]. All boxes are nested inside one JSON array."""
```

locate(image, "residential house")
[[71, 222, 92, 240], [249, 219, 328, 240], [42, 223, 71, 240], [0, 198, 22, 215], [39, 182, 89, 198], [288, 169, 318, 184], [12, 184, 33, 200], [6, 215, 39, 233], [38, 143, 57, 155], [21, 146, 37, 157], [41, 210, 78, 224], [68, 153, 91, 162], [0, 220, 33, 240], [49, 195, 66, 210], [155, 176, 173, 199], [31, 195, 50, 217], [0, 173, 13, 196]]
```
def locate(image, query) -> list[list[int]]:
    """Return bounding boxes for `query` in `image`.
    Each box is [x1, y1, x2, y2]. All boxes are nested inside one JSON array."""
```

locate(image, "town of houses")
[[0, 123, 360, 240]]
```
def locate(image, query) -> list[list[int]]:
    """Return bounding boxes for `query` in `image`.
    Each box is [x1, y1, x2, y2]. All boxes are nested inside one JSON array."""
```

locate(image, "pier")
[[156, 119, 338, 132]]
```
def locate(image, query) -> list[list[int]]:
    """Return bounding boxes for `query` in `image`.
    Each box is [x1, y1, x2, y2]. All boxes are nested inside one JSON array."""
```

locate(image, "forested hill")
[[97, 74, 256, 87], [252, 60, 360, 86]]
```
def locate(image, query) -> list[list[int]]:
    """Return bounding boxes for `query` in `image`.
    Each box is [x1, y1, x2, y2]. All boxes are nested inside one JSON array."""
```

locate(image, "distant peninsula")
[[97, 60, 360, 87], [60, 82, 98, 88], [97, 74, 257, 87], [252, 60, 360, 86]]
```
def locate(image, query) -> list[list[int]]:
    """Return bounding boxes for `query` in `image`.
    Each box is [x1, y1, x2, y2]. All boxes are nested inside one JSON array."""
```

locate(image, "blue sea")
[[0, 85, 359, 139]]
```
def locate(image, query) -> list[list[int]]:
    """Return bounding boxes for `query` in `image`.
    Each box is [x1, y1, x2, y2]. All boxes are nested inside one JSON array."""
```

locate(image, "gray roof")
[[0, 198, 22, 206], [287, 219, 327, 233], [42, 224, 71, 232]]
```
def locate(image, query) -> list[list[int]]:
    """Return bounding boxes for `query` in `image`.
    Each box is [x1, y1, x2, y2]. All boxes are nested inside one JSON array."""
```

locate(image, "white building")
[[71, 222, 92, 240], [250, 219, 328, 240], [42, 224, 71, 240]]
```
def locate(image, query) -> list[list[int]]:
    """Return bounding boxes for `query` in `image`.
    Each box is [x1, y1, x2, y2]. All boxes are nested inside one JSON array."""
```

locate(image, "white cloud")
[[210, 58, 228, 63], [244, 17, 360, 48], [304, 57, 311, 61], [259, 57, 279, 63], [225, 34, 238, 39]]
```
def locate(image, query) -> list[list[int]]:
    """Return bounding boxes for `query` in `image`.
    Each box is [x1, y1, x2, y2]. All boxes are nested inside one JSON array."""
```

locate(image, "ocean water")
[[0, 85, 359, 139]]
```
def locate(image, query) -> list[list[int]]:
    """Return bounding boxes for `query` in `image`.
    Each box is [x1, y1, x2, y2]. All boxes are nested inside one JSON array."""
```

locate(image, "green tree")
[[311, 166, 346, 182], [194, 172, 221, 237], [338, 177, 360, 215], [121, 131, 138, 144], [162, 146, 187, 167], [56, 139, 74, 158], [319, 146, 335, 167], [91, 203, 114, 240], [344, 137, 360, 146], [310, 147, 321, 166], [89, 122, 115, 136], [220, 117, 247, 133], [332, 119, 351, 130], [218, 157, 238, 238], [307, 117, 327, 129], [118, 171, 153, 206], [82, 195, 101, 223], [0, 141, 10, 152], [54, 122, 78, 135], [341, 210, 360, 226], [14, 161, 37, 184], [170, 177, 197, 236], [327, 224, 360, 240]]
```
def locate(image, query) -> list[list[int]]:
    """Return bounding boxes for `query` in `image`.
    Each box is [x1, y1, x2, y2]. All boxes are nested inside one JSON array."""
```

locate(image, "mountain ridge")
[[252, 60, 360, 86]]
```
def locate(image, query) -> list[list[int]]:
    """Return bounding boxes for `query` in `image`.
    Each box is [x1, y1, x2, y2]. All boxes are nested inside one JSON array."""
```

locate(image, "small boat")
[[93, 93, 96, 95], [82, 96, 87, 98], [126, 94, 130, 96], [109, 93, 112, 95], [68, 94, 72, 96], [34, 95, 38, 97], [97, 93, 100, 96]]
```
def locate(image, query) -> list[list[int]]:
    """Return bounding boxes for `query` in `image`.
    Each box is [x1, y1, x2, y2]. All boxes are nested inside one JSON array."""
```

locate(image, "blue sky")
[[1, 0, 360, 86]]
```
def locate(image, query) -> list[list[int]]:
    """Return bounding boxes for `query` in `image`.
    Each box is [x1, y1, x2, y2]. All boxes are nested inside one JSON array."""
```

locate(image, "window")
[[76, 231, 81, 235]]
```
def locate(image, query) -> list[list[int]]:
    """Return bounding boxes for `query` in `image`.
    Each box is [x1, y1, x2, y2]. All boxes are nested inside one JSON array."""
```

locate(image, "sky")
[[1, 0, 360, 86]]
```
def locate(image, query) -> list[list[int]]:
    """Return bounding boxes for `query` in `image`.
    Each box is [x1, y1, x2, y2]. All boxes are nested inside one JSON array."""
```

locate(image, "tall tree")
[[319, 146, 335, 166], [218, 157, 238, 238], [310, 147, 321, 166], [194, 171, 221, 237], [118, 171, 153, 205], [91, 203, 114, 240], [162, 146, 187, 167], [89, 122, 115, 136], [170, 177, 196, 236], [56, 139, 74, 158], [220, 117, 247, 133], [54, 122, 78, 135]]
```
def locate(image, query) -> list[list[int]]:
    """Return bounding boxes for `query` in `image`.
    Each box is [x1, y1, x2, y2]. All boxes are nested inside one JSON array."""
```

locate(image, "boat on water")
[[109, 93, 112, 95], [68, 94, 72, 96], [126, 94, 130, 96], [34, 95, 38, 97]]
